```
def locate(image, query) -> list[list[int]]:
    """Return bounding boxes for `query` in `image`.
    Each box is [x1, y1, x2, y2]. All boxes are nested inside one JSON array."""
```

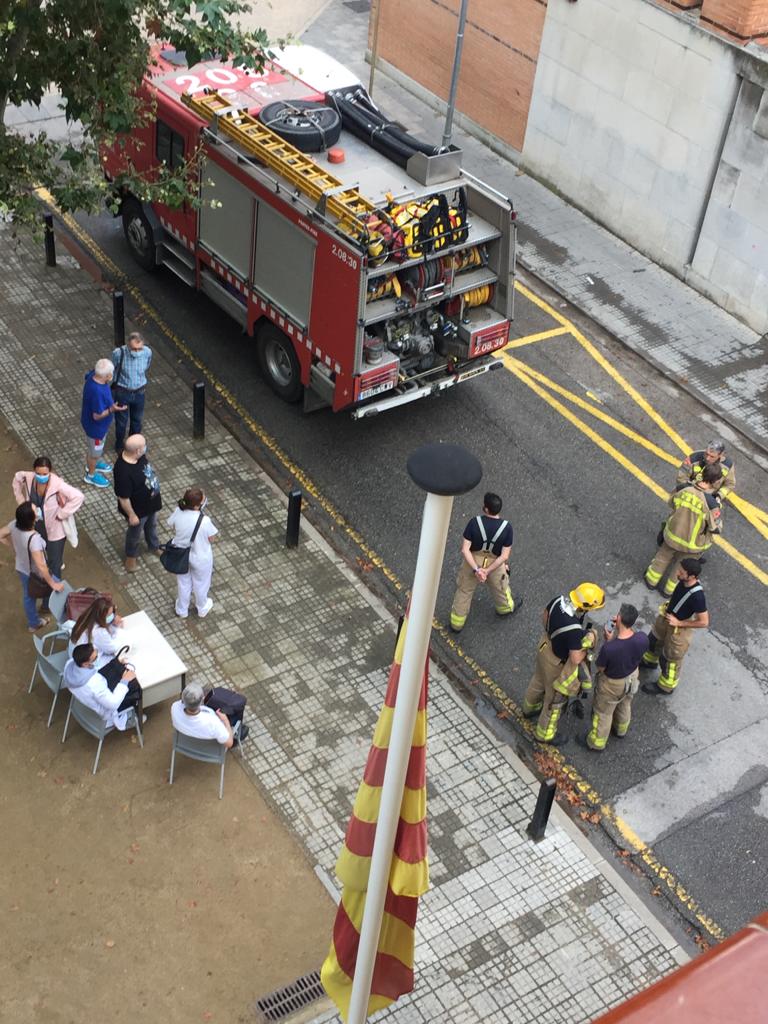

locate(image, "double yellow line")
[[505, 281, 768, 585]]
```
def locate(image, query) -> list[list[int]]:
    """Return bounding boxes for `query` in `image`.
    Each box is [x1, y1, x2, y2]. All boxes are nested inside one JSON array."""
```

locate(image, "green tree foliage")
[[0, 0, 268, 223]]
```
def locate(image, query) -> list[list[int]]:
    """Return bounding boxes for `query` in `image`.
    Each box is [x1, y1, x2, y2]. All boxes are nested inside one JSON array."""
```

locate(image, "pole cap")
[[407, 443, 482, 496]]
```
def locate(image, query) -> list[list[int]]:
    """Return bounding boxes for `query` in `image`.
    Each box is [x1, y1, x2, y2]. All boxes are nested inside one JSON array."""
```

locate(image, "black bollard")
[[113, 291, 125, 345], [43, 213, 56, 267], [526, 778, 556, 842], [192, 382, 205, 439], [286, 488, 302, 548]]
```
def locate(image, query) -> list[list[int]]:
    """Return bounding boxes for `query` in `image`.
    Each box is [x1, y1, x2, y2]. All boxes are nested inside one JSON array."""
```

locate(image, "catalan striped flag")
[[321, 617, 429, 1021]]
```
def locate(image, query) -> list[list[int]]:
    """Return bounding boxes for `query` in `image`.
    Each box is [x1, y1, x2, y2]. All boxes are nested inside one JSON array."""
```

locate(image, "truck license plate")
[[360, 379, 395, 401]]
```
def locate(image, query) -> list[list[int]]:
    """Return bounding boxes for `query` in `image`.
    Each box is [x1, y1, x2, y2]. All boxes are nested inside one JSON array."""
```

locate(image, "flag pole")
[[346, 443, 482, 1024]]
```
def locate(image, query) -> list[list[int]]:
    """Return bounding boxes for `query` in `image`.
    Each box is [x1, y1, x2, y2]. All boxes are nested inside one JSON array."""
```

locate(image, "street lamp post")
[[346, 443, 482, 1024]]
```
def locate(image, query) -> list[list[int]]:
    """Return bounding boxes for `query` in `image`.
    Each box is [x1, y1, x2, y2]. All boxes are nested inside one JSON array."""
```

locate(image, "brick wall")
[[369, 0, 548, 151], [701, 0, 768, 36]]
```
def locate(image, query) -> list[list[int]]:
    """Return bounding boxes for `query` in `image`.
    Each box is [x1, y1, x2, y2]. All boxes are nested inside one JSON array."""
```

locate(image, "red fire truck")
[[103, 46, 517, 418]]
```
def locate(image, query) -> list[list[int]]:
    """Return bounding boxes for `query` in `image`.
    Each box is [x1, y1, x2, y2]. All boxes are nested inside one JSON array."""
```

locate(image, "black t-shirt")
[[596, 632, 650, 679], [113, 454, 162, 519], [546, 596, 586, 661], [666, 581, 706, 620], [463, 515, 513, 556]]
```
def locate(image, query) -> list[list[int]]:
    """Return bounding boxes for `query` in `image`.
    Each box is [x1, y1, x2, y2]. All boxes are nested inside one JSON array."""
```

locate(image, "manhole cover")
[[254, 970, 325, 1022]]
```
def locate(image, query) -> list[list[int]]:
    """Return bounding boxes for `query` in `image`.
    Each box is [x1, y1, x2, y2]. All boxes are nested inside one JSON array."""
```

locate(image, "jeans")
[[113, 388, 146, 452], [125, 512, 159, 557], [18, 571, 41, 628]]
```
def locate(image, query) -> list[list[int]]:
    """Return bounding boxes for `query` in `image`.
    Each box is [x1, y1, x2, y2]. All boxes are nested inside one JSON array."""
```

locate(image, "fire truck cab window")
[[156, 121, 185, 170]]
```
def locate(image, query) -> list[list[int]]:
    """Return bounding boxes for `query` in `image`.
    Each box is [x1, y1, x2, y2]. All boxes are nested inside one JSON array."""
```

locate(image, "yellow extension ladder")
[[181, 88, 375, 239]]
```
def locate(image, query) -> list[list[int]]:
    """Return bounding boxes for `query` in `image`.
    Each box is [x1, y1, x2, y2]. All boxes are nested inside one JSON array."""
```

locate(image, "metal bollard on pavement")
[[192, 381, 205, 439], [526, 778, 556, 842], [43, 213, 56, 267], [286, 488, 302, 548], [112, 290, 125, 345]]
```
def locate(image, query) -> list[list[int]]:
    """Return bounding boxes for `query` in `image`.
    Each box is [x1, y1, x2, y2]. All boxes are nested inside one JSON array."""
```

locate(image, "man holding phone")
[[585, 603, 648, 751]]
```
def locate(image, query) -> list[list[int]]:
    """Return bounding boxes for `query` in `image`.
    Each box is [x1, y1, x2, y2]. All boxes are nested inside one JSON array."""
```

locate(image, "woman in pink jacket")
[[12, 457, 84, 602]]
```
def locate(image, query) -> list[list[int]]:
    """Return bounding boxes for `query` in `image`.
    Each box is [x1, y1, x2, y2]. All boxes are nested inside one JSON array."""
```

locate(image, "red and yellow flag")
[[321, 617, 429, 1021]]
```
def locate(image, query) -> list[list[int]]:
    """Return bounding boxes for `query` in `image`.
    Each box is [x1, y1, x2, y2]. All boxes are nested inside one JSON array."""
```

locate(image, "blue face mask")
[[35, 473, 50, 484], [105, 613, 115, 625]]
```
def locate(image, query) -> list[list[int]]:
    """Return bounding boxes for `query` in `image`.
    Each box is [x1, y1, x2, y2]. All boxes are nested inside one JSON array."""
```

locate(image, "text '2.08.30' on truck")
[[102, 45, 517, 418]]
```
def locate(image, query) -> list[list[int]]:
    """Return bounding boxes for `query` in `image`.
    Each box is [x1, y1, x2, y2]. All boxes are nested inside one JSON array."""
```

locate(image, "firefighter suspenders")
[[475, 516, 509, 567]]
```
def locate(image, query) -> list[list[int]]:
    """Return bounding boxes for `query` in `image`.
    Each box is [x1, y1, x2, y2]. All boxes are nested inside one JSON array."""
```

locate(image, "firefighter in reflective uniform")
[[675, 439, 735, 499], [449, 492, 519, 633], [642, 558, 709, 695], [585, 603, 649, 750], [522, 583, 604, 744], [645, 463, 721, 596]]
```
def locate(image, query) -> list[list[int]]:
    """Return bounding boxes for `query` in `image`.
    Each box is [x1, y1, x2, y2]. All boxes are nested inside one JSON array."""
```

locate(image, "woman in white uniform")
[[167, 487, 218, 618]]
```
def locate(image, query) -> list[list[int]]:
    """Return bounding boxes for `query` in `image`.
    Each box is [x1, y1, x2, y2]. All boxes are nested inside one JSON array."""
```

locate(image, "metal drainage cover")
[[254, 970, 325, 1022]]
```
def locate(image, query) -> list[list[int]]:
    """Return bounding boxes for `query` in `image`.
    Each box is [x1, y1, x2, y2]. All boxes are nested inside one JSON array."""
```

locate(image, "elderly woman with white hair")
[[80, 356, 126, 488]]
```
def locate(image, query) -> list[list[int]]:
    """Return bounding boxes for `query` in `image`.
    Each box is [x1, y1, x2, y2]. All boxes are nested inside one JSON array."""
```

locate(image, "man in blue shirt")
[[449, 492, 520, 633], [111, 332, 153, 453], [585, 603, 649, 750], [80, 358, 125, 488]]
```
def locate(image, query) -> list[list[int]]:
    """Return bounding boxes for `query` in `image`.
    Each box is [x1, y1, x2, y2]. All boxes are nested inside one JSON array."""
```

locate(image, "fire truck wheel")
[[257, 324, 303, 403], [122, 201, 157, 271], [258, 100, 342, 153]]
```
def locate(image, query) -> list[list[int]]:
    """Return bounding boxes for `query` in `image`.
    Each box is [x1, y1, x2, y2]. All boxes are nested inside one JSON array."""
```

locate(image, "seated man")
[[63, 642, 144, 730], [171, 682, 234, 748]]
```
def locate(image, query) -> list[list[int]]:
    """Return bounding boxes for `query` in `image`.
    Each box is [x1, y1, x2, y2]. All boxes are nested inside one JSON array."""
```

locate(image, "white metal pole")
[[441, 0, 470, 150], [346, 490, 454, 1024]]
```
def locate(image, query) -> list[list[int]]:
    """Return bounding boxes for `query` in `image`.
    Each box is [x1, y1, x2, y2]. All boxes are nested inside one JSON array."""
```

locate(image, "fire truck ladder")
[[181, 88, 376, 240]]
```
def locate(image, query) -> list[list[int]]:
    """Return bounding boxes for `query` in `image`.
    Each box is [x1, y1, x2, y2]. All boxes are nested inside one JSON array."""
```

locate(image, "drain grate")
[[255, 970, 325, 1022]]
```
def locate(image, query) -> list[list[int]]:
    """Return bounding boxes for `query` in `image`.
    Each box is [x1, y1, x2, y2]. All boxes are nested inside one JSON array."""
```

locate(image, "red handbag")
[[65, 588, 112, 621]]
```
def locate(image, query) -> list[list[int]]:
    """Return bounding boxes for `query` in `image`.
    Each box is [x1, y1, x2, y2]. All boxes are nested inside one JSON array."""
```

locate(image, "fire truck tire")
[[122, 201, 158, 272], [257, 323, 303, 403], [258, 101, 342, 153]]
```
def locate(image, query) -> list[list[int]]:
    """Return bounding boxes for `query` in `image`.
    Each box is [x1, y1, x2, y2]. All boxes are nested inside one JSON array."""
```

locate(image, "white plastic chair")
[[61, 693, 144, 774], [168, 722, 241, 799], [28, 634, 69, 727]]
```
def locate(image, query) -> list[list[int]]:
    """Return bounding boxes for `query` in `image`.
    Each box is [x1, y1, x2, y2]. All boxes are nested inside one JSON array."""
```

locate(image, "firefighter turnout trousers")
[[450, 552, 515, 631], [642, 614, 693, 692], [586, 670, 637, 750], [523, 636, 581, 743], [645, 541, 687, 596]]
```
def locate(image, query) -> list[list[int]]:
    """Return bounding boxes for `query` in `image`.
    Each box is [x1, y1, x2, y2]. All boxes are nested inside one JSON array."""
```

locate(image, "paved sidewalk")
[[0, 223, 687, 1021], [303, 1, 768, 457]]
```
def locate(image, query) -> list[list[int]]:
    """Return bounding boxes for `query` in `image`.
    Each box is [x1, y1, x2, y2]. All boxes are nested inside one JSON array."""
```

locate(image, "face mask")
[[105, 613, 115, 625], [34, 473, 50, 484], [129, 348, 142, 356]]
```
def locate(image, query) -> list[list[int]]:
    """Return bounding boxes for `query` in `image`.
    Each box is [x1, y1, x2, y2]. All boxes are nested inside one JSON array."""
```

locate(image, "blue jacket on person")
[[80, 371, 113, 439]]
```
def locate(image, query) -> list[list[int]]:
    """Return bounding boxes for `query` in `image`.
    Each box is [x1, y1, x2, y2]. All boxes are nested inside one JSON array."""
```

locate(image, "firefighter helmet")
[[569, 582, 605, 612]]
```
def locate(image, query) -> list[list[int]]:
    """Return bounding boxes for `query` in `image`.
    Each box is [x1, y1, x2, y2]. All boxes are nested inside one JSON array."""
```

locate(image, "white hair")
[[95, 358, 115, 377]]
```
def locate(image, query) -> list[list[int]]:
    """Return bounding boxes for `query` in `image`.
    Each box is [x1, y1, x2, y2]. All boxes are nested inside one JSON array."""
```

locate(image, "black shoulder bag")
[[160, 512, 204, 575], [110, 346, 126, 394], [26, 535, 52, 599]]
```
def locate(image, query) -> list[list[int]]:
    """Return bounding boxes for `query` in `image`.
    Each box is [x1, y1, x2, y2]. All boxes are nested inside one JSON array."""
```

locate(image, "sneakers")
[[84, 471, 110, 489], [175, 607, 189, 619], [95, 459, 113, 474], [197, 598, 214, 618]]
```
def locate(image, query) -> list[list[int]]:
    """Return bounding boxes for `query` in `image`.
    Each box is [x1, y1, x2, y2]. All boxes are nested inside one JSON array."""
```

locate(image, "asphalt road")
[[73, 205, 768, 941]]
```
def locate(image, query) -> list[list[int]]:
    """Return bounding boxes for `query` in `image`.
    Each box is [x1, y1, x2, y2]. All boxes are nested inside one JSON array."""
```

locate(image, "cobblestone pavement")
[[303, 1, 767, 457], [0, 225, 687, 1020]]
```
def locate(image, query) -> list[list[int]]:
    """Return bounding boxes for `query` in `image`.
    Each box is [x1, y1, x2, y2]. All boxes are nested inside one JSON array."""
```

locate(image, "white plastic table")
[[117, 610, 187, 708]]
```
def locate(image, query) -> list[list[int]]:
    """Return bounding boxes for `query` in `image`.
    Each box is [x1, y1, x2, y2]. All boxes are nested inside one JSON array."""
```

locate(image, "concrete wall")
[[523, 0, 768, 334], [368, 0, 547, 151]]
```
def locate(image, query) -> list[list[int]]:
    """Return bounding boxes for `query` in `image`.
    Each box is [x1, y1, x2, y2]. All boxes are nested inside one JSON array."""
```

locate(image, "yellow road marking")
[[515, 280, 691, 455], [514, 279, 768, 541], [501, 356, 680, 466], [43, 197, 726, 938], [506, 358, 768, 586], [505, 326, 569, 349]]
